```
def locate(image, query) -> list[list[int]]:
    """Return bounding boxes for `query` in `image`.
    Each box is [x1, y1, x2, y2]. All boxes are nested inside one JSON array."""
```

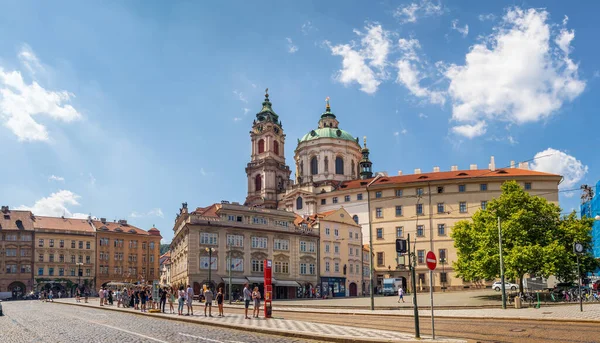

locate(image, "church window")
[[255, 174, 262, 191], [273, 141, 279, 155], [310, 156, 318, 175], [324, 156, 329, 172], [296, 197, 303, 210], [258, 139, 265, 154], [335, 156, 344, 175]]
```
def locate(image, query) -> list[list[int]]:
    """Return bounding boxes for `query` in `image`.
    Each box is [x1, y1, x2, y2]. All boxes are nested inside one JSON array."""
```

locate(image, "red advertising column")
[[263, 259, 272, 318]]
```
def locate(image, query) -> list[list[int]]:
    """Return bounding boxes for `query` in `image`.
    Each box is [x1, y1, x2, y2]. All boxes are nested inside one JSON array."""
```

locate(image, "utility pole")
[[408, 233, 420, 338], [498, 217, 506, 309], [366, 186, 375, 310], [577, 253, 582, 312]]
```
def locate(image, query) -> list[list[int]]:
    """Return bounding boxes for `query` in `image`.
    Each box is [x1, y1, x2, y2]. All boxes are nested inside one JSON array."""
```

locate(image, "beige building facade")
[[171, 202, 319, 299], [0, 207, 35, 297], [308, 208, 363, 297], [33, 216, 97, 294]]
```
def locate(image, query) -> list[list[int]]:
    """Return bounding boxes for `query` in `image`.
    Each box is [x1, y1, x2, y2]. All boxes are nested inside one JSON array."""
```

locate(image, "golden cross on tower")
[[325, 96, 330, 110], [363, 136, 367, 148], [265, 88, 269, 97]]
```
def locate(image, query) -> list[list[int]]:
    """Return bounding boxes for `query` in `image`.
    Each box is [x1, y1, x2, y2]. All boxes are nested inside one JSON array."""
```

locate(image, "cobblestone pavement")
[[0, 300, 313, 343], [230, 302, 600, 321], [44, 299, 464, 342]]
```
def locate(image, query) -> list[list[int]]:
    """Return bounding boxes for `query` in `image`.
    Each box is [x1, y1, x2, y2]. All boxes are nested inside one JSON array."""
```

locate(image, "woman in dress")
[[252, 286, 261, 318], [216, 287, 224, 317], [168, 287, 175, 314]]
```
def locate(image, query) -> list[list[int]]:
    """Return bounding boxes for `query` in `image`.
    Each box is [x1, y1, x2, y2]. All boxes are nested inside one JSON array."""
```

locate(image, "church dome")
[[299, 127, 357, 143]]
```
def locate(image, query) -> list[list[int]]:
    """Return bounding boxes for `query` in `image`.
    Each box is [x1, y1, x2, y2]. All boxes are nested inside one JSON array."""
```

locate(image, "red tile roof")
[[33, 216, 95, 233], [0, 209, 35, 231], [92, 220, 149, 235], [337, 168, 560, 191], [192, 204, 220, 218]]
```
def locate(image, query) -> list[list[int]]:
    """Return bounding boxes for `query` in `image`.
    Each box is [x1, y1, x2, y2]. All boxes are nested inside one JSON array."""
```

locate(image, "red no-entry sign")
[[426, 251, 437, 270]]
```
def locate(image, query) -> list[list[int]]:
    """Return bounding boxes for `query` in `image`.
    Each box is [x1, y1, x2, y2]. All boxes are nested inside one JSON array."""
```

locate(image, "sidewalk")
[[52, 299, 465, 343], [219, 302, 600, 323]]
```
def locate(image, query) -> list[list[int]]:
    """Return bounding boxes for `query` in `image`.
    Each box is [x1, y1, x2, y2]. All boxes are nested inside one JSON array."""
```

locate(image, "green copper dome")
[[299, 127, 358, 143]]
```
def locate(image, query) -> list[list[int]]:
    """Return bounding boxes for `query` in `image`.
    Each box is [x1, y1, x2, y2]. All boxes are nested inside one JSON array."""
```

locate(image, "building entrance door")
[[349, 282, 357, 296]]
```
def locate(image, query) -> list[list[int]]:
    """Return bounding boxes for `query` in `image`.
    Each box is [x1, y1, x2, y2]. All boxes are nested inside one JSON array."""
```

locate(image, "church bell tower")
[[245, 89, 291, 208]]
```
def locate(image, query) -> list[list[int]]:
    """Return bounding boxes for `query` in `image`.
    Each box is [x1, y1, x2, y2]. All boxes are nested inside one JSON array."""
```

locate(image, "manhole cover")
[[542, 312, 552, 314], [510, 328, 526, 332]]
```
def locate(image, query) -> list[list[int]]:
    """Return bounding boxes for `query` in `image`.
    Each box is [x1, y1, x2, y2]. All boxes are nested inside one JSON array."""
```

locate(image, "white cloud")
[[232, 90, 247, 103], [451, 121, 487, 138], [243, 108, 250, 115], [418, 112, 428, 119], [445, 7, 585, 138], [593, 70, 600, 78], [200, 167, 207, 176], [88, 173, 96, 186], [233, 117, 242, 122], [327, 24, 392, 94], [251, 83, 257, 88], [0, 47, 81, 142], [394, 0, 443, 24], [301, 21, 315, 35], [48, 175, 64, 182], [396, 38, 445, 104], [530, 148, 588, 195], [401, 128, 408, 134], [478, 14, 496, 21], [393, 131, 399, 136], [130, 208, 164, 218], [451, 19, 469, 37], [16, 190, 88, 218], [18, 45, 44, 76], [286, 38, 299, 54]]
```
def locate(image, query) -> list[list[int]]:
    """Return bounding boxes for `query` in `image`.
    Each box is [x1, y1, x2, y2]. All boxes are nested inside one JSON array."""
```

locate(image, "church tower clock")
[[245, 89, 291, 209]]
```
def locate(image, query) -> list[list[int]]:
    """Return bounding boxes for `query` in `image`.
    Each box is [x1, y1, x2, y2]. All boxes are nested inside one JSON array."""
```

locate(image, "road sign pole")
[[429, 269, 435, 340], [408, 234, 420, 339], [425, 251, 437, 340]]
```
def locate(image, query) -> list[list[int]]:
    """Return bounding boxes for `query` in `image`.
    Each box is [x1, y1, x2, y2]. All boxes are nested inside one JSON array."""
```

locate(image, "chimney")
[[489, 156, 496, 171], [397, 170, 403, 176], [520, 162, 529, 170], [510, 160, 515, 168], [433, 166, 440, 172], [450, 165, 458, 171], [414, 168, 421, 174], [470, 164, 478, 170], [100, 218, 107, 224]]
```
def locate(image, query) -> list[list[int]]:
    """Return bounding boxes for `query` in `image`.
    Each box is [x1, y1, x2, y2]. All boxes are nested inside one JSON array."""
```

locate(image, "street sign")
[[426, 251, 437, 270]]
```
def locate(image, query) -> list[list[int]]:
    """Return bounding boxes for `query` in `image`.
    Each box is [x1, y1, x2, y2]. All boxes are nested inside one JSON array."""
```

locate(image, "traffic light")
[[396, 239, 407, 254]]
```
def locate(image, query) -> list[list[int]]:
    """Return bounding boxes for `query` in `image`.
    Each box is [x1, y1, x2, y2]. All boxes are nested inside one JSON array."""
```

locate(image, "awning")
[[246, 277, 264, 283], [275, 280, 301, 287], [222, 278, 248, 285]]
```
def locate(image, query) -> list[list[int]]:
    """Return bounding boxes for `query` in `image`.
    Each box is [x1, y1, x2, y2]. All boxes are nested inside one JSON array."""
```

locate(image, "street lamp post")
[[439, 258, 447, 292], [76, 262, 83, 295], [227, 242, 233, 305], [205, 247, 215, 290]]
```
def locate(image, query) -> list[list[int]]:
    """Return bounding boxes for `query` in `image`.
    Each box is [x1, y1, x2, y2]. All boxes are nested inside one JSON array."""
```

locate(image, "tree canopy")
[[451, 180, 598, 292]]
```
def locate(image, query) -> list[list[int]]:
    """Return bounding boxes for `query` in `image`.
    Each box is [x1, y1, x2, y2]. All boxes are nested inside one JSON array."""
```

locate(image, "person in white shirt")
[[203, 286, 214, 317], [186, 284, 194, 316], [398, 287, 405, 303], [243, 283, 252, 319]]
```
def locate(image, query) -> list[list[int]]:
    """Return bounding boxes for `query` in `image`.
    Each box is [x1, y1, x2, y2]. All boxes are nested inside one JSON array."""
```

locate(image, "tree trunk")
[[519, 275, 524, 294]]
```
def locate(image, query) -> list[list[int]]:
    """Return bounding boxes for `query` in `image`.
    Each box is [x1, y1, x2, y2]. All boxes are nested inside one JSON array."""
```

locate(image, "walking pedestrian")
[[76, 288, 81, 303], [160, 287, 167, 313], [398, 287, 405, 303], [58, 291, 62, 299], [141, 287, 147, 312], [177, 286, 186, 316], [48, 290, 54, 302], [99, 287, 104, 306], [204, 286, 213, 317], [186, 284, 194, 316], [243, 283, 252, 319], [216, 287, 224, 317], [252, 286, 261, 318]]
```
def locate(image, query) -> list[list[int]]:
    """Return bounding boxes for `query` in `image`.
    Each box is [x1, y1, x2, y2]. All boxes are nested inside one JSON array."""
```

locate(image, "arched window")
[[324, 156, 329, 172], [258, 139, 265, 154], [273, 141, 279, 155], [255, 174, 262, 191], [296, 197, 303, 210], [310, 156, 318, 175], [335, 156, 344, 175], [353, 215, 359, 224]]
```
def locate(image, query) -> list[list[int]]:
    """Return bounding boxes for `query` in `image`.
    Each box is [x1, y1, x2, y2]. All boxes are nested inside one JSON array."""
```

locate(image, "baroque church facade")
[[244, 90, 372, 215]]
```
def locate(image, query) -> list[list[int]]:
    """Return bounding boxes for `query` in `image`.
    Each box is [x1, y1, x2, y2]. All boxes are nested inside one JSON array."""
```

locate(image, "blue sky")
[[1, 0, 598, 243]]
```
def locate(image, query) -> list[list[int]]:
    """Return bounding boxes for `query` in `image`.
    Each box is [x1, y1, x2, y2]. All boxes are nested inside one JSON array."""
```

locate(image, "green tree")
[[451, 181, 597, 293]]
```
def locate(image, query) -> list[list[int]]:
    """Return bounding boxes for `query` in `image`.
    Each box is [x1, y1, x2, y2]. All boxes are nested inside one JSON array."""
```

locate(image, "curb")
[[220, 304, 600, 325], [51, 301, 441, 343]]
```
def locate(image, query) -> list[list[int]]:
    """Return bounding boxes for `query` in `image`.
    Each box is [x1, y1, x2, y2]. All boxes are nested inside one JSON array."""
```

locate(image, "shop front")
[[274, 279, 300, 299], [320, 277, 346, 298]]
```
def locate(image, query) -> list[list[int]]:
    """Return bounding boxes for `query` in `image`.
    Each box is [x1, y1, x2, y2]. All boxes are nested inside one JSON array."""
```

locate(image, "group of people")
[[94, 282, 264, 319]]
